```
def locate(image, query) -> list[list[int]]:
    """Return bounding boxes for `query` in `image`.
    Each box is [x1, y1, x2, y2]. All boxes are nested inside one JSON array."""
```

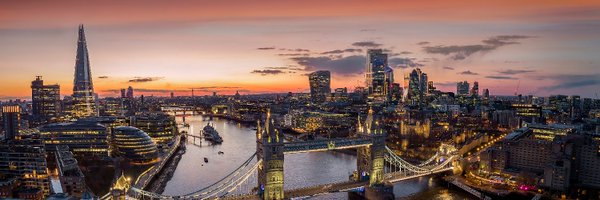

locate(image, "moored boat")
[[203, 123, 223, 144]]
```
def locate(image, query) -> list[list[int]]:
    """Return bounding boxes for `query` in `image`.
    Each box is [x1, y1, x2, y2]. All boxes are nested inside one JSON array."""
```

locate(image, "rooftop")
[[40, 120, 106, 131]]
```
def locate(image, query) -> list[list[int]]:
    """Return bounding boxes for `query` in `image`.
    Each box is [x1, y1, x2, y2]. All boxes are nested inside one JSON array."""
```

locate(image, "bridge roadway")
[[220, 181, 367, 200], [284, 180, 368, 199], [222, 169, 455, 200], [448, 177, 492, 200], [385, 167, 453, 183], [283, 137, 371, 154]]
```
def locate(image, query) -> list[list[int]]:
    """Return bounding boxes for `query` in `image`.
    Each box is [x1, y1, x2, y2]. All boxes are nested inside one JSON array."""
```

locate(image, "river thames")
[[162, 114, 474, 199]]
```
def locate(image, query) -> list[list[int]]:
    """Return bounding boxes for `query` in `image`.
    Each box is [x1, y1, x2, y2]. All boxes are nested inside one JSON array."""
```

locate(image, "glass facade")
[[130, 112, 176, 144], [308, 71, 331, 103], [365, 49, 388, 98], [38, 120, 108, 155], [111, 126, 158, 164], [71, 25, 97, 118]]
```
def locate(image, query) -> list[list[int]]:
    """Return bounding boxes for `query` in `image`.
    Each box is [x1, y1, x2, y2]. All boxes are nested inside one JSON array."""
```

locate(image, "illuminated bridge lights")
[[283, 138, 372, 154], [127, 143, 459, 200]]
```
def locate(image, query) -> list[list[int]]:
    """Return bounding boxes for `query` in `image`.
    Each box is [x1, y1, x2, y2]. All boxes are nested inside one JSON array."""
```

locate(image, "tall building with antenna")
[[71, 25, 97, 118]]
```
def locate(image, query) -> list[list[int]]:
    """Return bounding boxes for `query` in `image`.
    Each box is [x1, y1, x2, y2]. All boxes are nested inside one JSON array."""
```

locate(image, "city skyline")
[[2, 2, 600, 200], [1, 0, 600, 100]]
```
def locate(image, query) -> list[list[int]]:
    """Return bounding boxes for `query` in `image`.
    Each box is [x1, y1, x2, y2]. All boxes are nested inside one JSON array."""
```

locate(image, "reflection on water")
[[163, 115, 474, 199]]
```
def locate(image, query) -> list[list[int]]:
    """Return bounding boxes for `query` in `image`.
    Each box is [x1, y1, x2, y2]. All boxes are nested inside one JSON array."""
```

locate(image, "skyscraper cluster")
[[456, 81, 470, 96], [457, 81, 482, 97]]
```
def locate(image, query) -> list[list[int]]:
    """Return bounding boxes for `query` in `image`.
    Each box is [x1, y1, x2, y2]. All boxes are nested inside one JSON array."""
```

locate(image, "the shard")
[[71, 24, 97, 118]]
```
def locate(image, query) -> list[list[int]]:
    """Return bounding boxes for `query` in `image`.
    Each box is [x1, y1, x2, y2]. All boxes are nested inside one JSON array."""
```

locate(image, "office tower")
[[390, 83, 402, 102], [470, 81, 479, 96], [420, 73, 428, 95], [583, 98, 593, 117], [407, 68, 428, 104], [120, 89, 126, 98], [549, 95, 570, 113], [2, 105, 20, 141], [365, 49, 388, 98], [570, 95, 582, 119], [170, 92, 175, 98], [39, 120, 108, 156], [126, 86, 134, 99], [71, 25, 97, 118], [578, 134, 600, 188], [384, 66, 394, 100], [31, 76, 61, 124], [427, 81, 435, 94], [456, 81, 470, 96], [512, 103, 543, 124], [308, 71, 331, 103], [0, 139, 50, 197], [130, 112, 176, 145], [403, 74, 410, 100], [483, 89, 490, 100], [99, 97, 123, 116]]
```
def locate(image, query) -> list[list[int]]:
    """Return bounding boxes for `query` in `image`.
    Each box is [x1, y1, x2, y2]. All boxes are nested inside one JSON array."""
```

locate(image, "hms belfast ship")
[[202, 123, 223, 144]]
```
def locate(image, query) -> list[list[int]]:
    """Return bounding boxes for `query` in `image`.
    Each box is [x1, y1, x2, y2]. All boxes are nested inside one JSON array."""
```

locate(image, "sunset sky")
[[1, 0, 599, 100]]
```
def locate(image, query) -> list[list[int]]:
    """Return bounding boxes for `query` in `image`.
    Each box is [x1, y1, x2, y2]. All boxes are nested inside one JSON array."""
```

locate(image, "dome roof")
[[112, 126, 158, 164]]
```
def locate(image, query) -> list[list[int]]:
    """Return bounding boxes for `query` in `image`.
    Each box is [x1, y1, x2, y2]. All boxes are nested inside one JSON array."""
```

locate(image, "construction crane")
[[514, 80, 521, 96]]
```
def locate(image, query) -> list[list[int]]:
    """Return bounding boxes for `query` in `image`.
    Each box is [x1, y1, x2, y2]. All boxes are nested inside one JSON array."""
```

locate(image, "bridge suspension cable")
[[384, 146, 432, 173], [417, 151, 439, 167], [384, 145, 457, 174], [130, 152, 259, 199]]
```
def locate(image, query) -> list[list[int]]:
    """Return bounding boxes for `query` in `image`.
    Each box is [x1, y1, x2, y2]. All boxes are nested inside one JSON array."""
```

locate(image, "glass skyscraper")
[[365, 49, 388, 99], [309, 70, 331, 103], [71, 25, 97, 118], [457, 81, 470, 96]]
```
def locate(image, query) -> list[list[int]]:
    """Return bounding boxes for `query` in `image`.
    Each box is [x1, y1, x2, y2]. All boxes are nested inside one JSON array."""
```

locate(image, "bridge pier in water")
[[355, 109, 395, 200]]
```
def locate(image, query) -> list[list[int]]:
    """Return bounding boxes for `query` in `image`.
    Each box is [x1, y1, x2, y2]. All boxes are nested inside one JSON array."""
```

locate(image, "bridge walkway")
[[285, 180, 368, 199]]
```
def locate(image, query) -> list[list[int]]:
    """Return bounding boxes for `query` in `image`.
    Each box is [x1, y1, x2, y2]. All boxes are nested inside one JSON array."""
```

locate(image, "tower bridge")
[[126, 109, 460, 200]]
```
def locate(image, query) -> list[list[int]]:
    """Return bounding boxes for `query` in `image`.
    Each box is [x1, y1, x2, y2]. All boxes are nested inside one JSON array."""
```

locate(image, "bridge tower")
[[256, 110, 285, 200], [110, 173, 130, 200], [356, 108, 386, 186]]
